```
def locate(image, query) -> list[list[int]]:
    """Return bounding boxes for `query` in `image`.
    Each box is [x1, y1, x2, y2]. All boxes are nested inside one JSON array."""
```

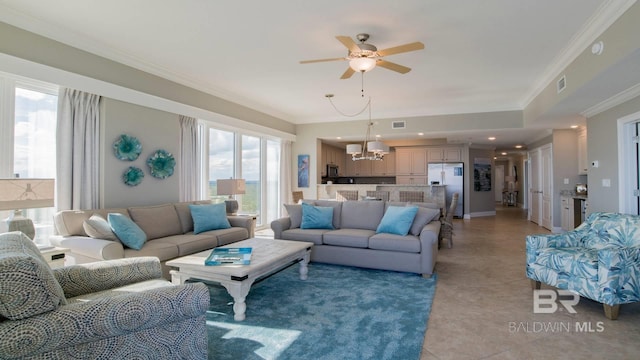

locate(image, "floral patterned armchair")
[[0, 231, 209, 359], [526, 212, 640, 320]]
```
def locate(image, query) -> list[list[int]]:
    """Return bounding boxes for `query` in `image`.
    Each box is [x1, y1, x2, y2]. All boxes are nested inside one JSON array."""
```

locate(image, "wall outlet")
[[602, 179, 611, 187], [564, 178, 569, 184]]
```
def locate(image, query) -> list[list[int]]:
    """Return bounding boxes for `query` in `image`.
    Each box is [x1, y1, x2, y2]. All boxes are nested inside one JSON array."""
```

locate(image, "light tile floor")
[[421, 206, 640, 359]]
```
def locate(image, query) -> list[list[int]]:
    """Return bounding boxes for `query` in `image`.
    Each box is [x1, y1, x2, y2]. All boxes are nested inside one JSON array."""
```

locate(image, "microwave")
[[327, 164, 339, 177]]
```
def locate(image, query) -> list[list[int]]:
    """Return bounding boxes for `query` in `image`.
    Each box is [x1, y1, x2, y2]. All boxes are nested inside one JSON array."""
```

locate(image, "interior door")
[[529, 150, 540, 224], [541, 144, 553, 230]]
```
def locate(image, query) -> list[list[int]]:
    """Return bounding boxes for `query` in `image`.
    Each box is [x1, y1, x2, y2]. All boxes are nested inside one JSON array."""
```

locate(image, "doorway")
[[618, 111, 640, 215]]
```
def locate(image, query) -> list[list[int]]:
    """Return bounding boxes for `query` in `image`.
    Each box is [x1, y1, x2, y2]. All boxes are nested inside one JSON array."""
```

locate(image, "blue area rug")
[[206, 263, 437, 360]]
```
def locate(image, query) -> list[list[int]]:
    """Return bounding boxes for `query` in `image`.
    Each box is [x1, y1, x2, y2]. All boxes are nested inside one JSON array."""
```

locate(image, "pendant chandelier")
[[325, 95, 389, 161]]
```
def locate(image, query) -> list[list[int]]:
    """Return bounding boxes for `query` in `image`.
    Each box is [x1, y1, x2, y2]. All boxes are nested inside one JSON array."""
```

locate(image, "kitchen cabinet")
[[344, 156, 372, 176], [428, 147, 462, 162], [322, 144, 346, 176], [577, 128, 588, 175], [395, 148, 427, 176], [561, 195, 574, 231], [371, 150, 395, 176]]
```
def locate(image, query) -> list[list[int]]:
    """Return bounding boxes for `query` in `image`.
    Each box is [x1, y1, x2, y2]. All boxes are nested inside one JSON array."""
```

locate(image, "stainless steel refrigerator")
[[428, 162, 464, 218]]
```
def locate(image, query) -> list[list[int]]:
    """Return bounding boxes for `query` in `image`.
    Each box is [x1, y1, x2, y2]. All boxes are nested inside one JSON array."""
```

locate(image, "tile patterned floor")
[[421, 206, 640, 359]]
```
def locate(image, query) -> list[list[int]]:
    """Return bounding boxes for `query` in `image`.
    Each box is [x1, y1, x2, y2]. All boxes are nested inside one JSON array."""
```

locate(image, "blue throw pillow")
[[108, 213, 147, 250], [301, 202, 334, 229], [189, 203, 231, 234], [376, 206, 419, 236]]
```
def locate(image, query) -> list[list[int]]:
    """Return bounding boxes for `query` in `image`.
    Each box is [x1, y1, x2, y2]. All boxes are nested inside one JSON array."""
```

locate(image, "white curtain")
[[179, 115, 204, 201], [56, 88, 101, 210], [280, 140, 292, 208]]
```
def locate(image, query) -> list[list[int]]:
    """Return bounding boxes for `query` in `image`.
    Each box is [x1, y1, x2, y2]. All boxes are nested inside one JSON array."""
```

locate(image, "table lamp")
[[0, 178, 55, 239], [216, 179, 246, 215]]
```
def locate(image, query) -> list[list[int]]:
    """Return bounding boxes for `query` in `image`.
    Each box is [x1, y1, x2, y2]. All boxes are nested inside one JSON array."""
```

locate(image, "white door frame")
[[618, 110, 640, 214]]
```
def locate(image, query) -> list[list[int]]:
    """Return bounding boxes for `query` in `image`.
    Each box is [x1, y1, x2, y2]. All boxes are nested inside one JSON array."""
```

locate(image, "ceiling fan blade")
[[300, 57, 345, 64], [377, 42, 425, 57], [377, 60, 411, 74], [340, 67, 355, 79], [336, 35, 360, 53]]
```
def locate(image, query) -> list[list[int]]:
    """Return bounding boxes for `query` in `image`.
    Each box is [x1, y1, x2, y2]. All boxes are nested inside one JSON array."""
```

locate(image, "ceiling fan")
[[300, 33, 424, 79]]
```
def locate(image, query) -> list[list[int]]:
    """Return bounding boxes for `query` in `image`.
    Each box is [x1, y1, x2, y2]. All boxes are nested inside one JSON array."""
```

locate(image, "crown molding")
[[520, 0, 637, 108], [581, 82, 640, 118]]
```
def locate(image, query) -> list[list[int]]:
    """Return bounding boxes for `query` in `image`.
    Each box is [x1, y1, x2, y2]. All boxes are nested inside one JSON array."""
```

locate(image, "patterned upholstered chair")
[[526, 212, 640, 320], [292, 190, 304, 204], [399, 191, 424, 202], [337, 190, 359, 201], [0, 231, 209, 359], [366, 190, 390, 201]]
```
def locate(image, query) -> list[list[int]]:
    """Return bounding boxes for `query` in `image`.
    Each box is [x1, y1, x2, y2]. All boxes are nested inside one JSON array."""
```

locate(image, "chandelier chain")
[[327, 96, 371, 117]]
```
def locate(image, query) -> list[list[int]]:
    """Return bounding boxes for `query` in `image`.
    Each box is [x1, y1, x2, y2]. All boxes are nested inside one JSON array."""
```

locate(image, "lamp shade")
[[0, 179, 55, 211], [349, 57, 376, 72], [216, 179, 246, 196], [346, 144, 362, 155], [367, 141, 389, 154]]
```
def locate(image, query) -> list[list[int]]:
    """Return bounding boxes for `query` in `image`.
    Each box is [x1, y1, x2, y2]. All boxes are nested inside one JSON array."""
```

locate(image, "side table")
[[39, 247, 69, 269], [238, 213, 257, 238]]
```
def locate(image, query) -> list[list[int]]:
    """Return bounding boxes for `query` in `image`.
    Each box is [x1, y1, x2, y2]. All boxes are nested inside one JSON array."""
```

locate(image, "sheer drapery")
[[179, 115, 204, 201], [280, 140, 292, 207], [56, 88, 101, 210]]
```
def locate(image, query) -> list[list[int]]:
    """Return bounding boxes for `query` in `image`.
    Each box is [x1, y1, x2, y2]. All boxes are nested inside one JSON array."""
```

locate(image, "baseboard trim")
[[466, 211, 497, 219]]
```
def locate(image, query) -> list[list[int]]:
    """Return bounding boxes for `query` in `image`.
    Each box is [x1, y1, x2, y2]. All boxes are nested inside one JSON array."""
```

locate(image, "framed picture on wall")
[[298, 154, 310, 188], [474, 157, 492, 191]]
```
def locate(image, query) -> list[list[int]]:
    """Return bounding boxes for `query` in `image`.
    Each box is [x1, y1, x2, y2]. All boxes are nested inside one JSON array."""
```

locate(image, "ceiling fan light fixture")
[[349, 57, 376, 72]]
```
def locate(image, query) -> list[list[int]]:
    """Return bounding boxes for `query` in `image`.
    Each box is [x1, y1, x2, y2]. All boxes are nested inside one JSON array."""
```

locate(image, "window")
[[207, 127, 281, 228], [0, 74, 58, 243], [241, 135, 260, 216]]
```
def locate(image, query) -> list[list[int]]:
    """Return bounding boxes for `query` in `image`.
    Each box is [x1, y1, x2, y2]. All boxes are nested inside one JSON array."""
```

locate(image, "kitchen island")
[[316, 184, 446, 208]]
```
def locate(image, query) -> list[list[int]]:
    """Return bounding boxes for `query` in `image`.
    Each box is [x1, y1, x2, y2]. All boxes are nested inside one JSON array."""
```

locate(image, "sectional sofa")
[[51, 201, 253, 278], [271, 200, 442, 277]]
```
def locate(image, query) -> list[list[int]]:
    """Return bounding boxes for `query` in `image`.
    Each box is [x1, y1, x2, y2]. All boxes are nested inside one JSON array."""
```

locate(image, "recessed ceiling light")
[[488, 137, 496, 141], [418, 132, 424, 136], [515, 145, 522, 149], [501, 152, 507, 155], [336, 136, 342, 139], [570, 125, 578, 129], [375, 134, 381, 138]]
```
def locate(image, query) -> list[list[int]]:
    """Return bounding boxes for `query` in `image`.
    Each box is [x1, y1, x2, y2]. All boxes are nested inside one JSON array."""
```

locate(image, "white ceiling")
[[0, 0, 632, 150]]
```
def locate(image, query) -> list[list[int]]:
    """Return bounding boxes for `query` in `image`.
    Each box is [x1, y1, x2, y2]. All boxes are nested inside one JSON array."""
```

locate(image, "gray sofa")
[[51, 201, 253, 277], [271, 200, 441, 277]]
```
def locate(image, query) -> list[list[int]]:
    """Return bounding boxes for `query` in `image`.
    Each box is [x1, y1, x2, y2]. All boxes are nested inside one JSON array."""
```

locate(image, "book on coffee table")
[[205, 247, 252, 266]]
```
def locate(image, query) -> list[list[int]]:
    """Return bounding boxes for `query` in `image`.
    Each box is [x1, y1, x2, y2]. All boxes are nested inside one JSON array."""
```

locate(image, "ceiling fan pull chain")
[[361, 71, 365, 97]]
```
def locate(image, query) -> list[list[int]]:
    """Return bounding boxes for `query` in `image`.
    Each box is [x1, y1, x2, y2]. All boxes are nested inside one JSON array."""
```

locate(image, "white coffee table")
[[166, 238, 313, 321]]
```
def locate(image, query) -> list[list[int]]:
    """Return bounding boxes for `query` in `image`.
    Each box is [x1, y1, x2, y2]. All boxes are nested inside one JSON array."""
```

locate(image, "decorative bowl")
[[113, 134, 142, 161], [123, 166, 144, 186], [147, 149, 176, 179]]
